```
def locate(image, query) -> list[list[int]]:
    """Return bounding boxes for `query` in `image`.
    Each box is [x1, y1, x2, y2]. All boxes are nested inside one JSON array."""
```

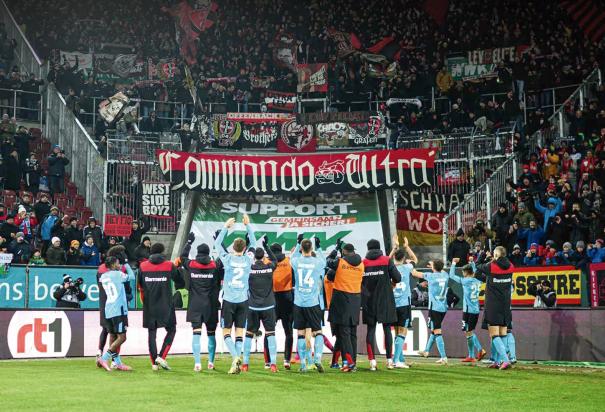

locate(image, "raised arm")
[[314, 237, 326, 266], [448, 259, 462, 283], [243, 214, 256, 249], [215, 218, 235, 259]]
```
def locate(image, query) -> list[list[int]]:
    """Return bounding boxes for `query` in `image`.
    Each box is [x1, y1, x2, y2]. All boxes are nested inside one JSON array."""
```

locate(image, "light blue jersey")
[[100, 269, 134, 319], [394, 263, 413, 307], [448, 263, 481, 314], [424, 271, 449, 313], [291, 245, 326, 308], [215, 225, 256, 303]]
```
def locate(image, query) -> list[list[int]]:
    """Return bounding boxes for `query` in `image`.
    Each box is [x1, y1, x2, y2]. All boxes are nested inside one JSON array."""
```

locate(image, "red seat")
[[3, 190, 16, 198], [66, 183, 78, 198], [56, 198, 69, 211], [4, 195, 16, 210], [80, 209, 93, 222], [30, 128, 42, 138], [64, 207, 77, 218], [73, 196, 85, 209]]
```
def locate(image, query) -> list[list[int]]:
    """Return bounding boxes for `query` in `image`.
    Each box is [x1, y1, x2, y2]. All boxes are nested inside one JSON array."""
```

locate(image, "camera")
[[70, 277, 84, 288]]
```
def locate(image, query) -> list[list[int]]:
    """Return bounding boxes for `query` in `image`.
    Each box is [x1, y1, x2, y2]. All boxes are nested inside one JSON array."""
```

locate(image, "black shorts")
[[293, 304, 323, 331], [247, 308, 276, 334], [462, 312, 479, 332], [221, 300, 248, 329], [107, 315, 128, 334], [394, 305, 412, 328], [427, 310, 446, 330], [275, 291, 294, 322], [191, 321, 218, 331]]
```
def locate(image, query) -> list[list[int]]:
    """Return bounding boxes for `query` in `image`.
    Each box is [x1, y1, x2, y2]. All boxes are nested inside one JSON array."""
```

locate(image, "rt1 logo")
[[7, 312, 72, 358]]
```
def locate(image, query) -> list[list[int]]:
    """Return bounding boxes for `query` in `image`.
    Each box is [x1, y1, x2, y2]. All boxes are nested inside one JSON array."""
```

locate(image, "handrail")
[[0, 0, 43, 66]]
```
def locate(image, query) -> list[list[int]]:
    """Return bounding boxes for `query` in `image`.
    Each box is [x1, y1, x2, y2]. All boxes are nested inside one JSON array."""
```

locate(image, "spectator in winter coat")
[[45, 237, 66, 265], [83, 217, 103, 249], [508, 244, 524, 267], [570, 241, 590, 271], [555, 242, 574, 265], [47, 145, 69, 194], [468, 219, 495, 250], [14, 206, 37, 242], [513, 202, 535, 228], [0, 214, 19, 241], [134, 236, 151, 264], [518, 220, 545, 250], [64, 217, 83, 250], [4, 150, 22, 191], [28, 249, 46, 265], [523, 243, 541, 266], [80, 235, 100, 266], [503, 221, 521, 252], [588, 239, 605, 263], [65, 240, 82, 265], [123, 219, 149, 260], [546, 215, 568, 250], [8, 232, 31, 263], [491, 203, 512, 246], [40, 206, 60, 254], [33, 192, 52, 221], [534, 195, 563, 231], [447, 228, 471, 264]]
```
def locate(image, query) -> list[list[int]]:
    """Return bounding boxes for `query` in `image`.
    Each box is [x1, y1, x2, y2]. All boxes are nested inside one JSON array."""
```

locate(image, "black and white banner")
[[141, 181, 171, 216]]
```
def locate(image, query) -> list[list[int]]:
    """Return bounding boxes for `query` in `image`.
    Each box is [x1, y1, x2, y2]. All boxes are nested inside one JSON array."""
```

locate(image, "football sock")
[[243, 335, 253, 365], [306, 346, 313, 366], [114, 354, 123, 366], [393, 335, 405, 363], [235, 336, 243, 357], [506, 332, 517, 360], [323, 335, 334, 352], [490, 339, 497, 362], [224, 335, 237, 358], [383, 325, 393, 360], [313, 334, 324, 364], [101, 350, 112, 362], [425, 333, 435, 353], [263, 336, 270, 363], [267, 335, 277, 365], [207, 332, 216, 363], [466, 335, 474, 358], [435, 334, 446, 358], [192, 332, 201, 365], [492, 336, 509, 363], [297, 336, 307, 367], [473, 334, 483, 353]]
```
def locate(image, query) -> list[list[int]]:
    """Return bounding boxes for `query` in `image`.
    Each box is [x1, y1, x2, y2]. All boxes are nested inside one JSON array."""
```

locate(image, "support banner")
[[297, 63, 328, 93], [264, 90, 296, 111], [157, 148, 436, 195], [590, 263, 605, 307]]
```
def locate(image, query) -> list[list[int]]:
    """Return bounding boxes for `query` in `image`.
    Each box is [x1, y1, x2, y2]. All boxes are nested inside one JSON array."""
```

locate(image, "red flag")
[[367, 36, 395, 54], [350, 33, 362, 50]]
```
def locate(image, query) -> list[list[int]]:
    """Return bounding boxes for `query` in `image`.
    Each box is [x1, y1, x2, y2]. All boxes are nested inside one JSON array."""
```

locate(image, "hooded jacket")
[[447, 238, 471, 264], [138, 253, 182, 328], [361, 249, 400, 324], [534, 197, 562, 231], [475, 256, 514, 325]]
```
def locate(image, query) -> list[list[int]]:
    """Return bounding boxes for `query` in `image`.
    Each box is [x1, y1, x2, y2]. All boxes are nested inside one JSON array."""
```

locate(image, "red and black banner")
[[265, 90, 296, 111], [157, 148, 436, 195], [590, 263, 605, 307]]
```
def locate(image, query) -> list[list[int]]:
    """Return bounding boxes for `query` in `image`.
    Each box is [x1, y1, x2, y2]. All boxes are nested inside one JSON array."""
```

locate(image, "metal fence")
[[0, 0, 46, 80], [441, 156, 517, 262], [0, 88, 43, 126], [44, 84, 105, 221], [105, 133, 183, 233]]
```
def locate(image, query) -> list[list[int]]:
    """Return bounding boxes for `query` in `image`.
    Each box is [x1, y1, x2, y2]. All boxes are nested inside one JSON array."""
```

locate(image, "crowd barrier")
[[2, 308, 603, 362]]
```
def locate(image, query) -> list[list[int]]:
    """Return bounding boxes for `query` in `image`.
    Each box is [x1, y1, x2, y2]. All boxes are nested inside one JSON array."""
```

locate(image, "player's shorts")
[[427, 310, 446, 330], [293, 304, 323, 331], [191, 321, 218, 331], [462, 312, 479, 332], [221, 300, 248, 329], [246, 308, 276, 334], [394, 305, 412, 328], [274, 291, 294, 322], [107, 315, 128, 334]]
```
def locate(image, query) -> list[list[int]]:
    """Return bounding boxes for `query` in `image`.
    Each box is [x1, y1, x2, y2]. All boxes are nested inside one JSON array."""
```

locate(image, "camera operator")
[[528, 279, 557, 308], [53, 274, 87, 308]]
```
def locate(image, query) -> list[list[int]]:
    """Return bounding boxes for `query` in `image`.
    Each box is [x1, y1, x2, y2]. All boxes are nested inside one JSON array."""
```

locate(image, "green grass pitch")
[[0, 356, 603, 411]]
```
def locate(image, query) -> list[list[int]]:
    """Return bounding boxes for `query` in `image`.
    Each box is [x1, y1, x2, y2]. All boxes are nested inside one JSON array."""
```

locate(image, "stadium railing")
[[104, 132, 183, 233], [0, 88, 43, 127], [0, 0, 46, 79], [45, 83, 105, 222]]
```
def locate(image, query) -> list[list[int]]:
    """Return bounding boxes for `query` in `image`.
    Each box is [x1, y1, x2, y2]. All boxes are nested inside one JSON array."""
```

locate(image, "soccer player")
[[96, 245, 134, 368], [215, 214, 256, 374], [98, 256, 135, 372], [180, 232, 222, 372], [291, 237, 327, 372], [474, 246, 515, 370], [326, 243, 364, 372], [362, 238, 401, 371], [389, 235, 418, 369], [242, 236, 278, 373], [413, 260, 449, 365], [265, 241, 295, 370], [449, 258, 486, 362], [138, 242, 182, 371]]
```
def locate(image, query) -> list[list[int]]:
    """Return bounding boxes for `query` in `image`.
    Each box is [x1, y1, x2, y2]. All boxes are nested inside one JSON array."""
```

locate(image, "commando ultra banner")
[[157, 148, 435, 195]]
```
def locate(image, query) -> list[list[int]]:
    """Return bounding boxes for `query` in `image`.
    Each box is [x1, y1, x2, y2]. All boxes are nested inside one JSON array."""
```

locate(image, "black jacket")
[[447, 239, 471, 264], [47, 153, 69, 177], [54, 284, 86, 308], [8, 239, 31, 264], [361, 249, 400, 324], [138, 253, 182, 328], [180, 243, 221, 324]]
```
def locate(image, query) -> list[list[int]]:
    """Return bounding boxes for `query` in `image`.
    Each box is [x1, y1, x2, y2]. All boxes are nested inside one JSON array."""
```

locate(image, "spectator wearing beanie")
[[524, 243, 541, 266], [8, 232, 31, 264], [66, 240, 82, 265], [46, 236, 66, 265], [491, 203, 512, 246], [518, 220, 544, 250], [447, 228, 471, 264], [556, 242, 574, 265], [64, 217, 83, 250], [534, 195, 562, 231], [29, 249, 46, 265], [508, 244, 524, 267], [124, 218, 149, 260], [570, 241, 590, 271], [513, 202, 534, 228], [0, 213, 19, 240], [39, 205, 60, 255], [34, 192, 51, 220], [135, 236, 151, 264], [80, 235, 100, 266], [83, 217, 103, 248]]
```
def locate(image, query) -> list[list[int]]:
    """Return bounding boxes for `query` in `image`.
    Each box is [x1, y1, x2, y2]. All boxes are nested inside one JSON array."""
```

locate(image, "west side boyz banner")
[[189, 195, 384, 258], [157, 148, 435, 195], [396, 191, 463, 246], [141, 181, 171, 216]]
